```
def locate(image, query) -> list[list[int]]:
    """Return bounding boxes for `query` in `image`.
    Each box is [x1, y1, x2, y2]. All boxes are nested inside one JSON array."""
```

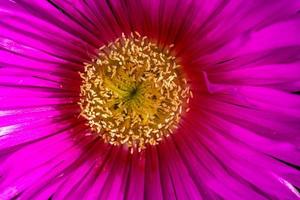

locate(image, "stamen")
[[79, 32, 190, 152]]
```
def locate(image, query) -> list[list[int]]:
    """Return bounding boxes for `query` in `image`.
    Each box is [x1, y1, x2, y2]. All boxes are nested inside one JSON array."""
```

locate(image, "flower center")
[[79, 32, 191, 152]]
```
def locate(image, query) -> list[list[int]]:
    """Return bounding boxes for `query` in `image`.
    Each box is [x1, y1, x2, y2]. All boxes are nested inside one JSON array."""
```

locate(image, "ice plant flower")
[[0, 0, 300, 199]]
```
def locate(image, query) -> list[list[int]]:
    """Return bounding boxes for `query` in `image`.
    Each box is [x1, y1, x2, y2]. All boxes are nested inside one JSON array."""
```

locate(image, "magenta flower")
[[1, 0, 300, 199]]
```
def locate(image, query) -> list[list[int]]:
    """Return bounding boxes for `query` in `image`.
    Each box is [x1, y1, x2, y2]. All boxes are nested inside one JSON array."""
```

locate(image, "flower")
[[0, 0, 300, 199]]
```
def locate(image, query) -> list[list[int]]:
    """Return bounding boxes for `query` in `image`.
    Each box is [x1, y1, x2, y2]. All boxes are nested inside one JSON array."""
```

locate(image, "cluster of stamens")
[[79, 32, 191, 151]]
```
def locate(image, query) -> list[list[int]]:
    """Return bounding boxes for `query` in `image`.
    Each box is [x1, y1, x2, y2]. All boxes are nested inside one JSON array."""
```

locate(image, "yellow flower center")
[[79, 32, 191, 152]]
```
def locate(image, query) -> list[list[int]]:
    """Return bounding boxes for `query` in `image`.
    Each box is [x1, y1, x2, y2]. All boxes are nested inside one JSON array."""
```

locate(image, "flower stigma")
[[79, 32, 191, 152]]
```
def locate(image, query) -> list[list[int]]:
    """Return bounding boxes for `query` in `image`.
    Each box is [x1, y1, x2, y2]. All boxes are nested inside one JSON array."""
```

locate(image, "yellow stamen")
[[79, 32, 190, 152]]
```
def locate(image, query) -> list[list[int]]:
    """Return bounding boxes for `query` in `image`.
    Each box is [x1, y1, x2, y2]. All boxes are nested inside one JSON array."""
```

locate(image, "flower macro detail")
[[79, 32, 190, 151], [0, 0, 300, 200]]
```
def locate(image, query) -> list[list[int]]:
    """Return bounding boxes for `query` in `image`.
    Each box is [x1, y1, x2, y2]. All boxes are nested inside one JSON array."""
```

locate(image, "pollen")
[[79, 32, 190, 152]]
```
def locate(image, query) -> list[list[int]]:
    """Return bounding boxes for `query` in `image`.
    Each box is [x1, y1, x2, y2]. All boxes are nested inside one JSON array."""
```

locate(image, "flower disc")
[[79, 32, 191, 151]]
